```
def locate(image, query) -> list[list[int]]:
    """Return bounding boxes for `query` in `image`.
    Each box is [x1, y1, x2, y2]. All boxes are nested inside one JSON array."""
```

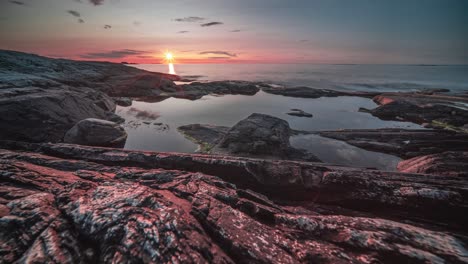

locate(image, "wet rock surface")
[[398, 151, 468, 177], [1, 143, 468, 263], [177, 124, 230, 152], [64, 118, 128, 148], [362, 93, 468, 131], [179, 113, 320, 162], [318, 128, 468, 159]]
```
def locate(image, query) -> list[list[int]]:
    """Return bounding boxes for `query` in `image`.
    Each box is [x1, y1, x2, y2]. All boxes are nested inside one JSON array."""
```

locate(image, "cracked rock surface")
[[1, 143, 467, 263]]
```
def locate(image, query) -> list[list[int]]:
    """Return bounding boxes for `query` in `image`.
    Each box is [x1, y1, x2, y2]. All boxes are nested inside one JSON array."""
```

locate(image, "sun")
[[164, 52, 174, 63]]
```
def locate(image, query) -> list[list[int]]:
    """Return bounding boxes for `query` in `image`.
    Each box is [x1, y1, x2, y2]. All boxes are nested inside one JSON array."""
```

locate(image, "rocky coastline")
[[1, 50, 467, 263]]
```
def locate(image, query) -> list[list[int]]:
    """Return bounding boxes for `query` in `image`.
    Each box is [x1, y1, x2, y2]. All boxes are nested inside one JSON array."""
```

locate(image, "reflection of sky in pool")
[[116, 91, 422, 171]]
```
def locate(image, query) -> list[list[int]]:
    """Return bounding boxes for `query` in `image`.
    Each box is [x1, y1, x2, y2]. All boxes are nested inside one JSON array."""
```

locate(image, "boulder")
[[0, 87, 121, 142], [179, 114, 320, 161], [63, 118, 127, 148]]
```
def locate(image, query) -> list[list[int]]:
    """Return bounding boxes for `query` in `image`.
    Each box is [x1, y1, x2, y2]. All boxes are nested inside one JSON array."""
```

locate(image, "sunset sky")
[[0, 0, 467, 64]]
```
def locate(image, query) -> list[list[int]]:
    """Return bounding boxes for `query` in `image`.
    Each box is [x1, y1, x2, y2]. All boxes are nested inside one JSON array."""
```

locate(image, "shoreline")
[[1, 50, 467, 262]]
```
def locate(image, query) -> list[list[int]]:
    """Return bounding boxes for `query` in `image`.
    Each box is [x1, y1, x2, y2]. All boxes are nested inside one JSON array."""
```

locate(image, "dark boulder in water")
[[64, 118, 127, 148], [287, 108, 313, 117], [179, 113, 320, 162]]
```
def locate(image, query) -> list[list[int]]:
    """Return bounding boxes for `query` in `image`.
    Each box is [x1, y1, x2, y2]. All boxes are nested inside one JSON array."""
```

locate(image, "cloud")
[[207, 57, 232, 60], [230, 29, 241, 32], [199, 51, 237, 57], [104, 24, 112, 29], [201, 22, 223, 27], [67, 10, 81, 18], [136, 55, 154, 59], [67, 10, 85, 24], [75, 0, 105, 5], [133, 21, 141, 26], [173, 16, 205, 22], [9, 1, 25, 5], [178, 31, 189, 34], [81, 49, 148, 59], [90, 0, 104, 5]]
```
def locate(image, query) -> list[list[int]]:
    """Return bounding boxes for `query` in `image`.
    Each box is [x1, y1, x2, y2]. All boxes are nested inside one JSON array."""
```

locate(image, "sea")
[[115, 64, 468, 170]]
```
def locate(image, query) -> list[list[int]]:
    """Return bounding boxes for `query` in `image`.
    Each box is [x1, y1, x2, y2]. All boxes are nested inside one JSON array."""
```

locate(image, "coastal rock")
[[177, 124, 229, 152], [318, 128, 468, 159], [64, 118, 127, 148], [0, 50, 178, 98], [0, 87, 122, 142], [286, 108, 313, 117], [0, 50, 176, 143], [363, 93, 468, 130], [179, 114, 320, 161], [416, 88, 451, 95], [176, 81, 260, 99], [113, 97, 133, 107], [262, 85, 380, 98], [0, 145, 467, 263], [2, 141, 467, 228], [398, 151, 468, 177]]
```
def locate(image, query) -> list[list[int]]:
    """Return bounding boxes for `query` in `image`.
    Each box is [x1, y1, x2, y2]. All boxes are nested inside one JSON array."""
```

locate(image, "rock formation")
[[286, 108, 313, 117], [64, 118, 128, 148], [362, 93, 468, 131], [0, 142, 467, 263], [261, 85, 380, 98], [179, 114, 320, 162], [398, 151, 468, 177], [318, 128, 468, 159], [0, 50, 176, 143]]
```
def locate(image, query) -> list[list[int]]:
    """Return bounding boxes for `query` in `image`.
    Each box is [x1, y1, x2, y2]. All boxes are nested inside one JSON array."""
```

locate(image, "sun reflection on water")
[[168, 63, 176, 74]]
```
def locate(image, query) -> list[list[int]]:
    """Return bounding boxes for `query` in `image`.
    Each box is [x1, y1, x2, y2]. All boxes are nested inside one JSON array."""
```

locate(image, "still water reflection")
[[117, 91, 422, 171]]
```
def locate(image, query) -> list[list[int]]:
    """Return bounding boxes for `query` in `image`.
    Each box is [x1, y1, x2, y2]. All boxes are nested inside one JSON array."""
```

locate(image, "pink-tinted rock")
[[398, 151, 468, 177]]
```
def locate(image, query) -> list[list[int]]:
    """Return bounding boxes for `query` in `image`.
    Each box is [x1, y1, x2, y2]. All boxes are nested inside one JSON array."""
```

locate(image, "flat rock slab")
[[175, 81, 260, 100], [177, 124, 229, 151], [398, 151, 468, 177], [318, 128, 468, 159], [1, 145, 467, 263], [363, 93, 468, 131], [286, 108, 313, 117], [1, 141, 467, 229], [261, 85, 380, 98]]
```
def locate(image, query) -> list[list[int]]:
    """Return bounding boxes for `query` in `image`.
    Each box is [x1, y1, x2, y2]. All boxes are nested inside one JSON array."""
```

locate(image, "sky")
[[0, 0, 467, 64]]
